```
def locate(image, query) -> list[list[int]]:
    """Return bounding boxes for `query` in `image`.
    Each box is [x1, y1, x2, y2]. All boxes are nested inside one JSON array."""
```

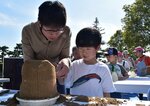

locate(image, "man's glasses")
[[41, 26, 64, 34]]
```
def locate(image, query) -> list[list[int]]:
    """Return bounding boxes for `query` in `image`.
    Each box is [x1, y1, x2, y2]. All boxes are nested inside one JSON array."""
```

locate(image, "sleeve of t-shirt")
[[145, 56, 150, 66], [65, 63, 74, 88], [101, 65, 116, 93]]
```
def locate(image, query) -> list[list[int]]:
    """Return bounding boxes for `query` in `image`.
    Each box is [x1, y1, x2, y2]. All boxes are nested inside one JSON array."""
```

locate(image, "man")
[[22, 1, 71, 93]]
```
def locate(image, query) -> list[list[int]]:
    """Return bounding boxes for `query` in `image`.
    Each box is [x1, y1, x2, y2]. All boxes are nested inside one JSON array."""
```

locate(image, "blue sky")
[[0, 0, 135, 51]]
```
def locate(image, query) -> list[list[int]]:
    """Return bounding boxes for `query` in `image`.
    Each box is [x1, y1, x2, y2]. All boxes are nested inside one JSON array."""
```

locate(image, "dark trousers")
[[57, 80, 65, 94], [110, 92, 122, 98], [111, 92, 139, 99]]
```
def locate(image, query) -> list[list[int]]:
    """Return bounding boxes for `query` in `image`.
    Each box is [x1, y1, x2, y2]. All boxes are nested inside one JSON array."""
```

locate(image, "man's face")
[[41, 25, 64, 41], [134, 51, 142, 57]]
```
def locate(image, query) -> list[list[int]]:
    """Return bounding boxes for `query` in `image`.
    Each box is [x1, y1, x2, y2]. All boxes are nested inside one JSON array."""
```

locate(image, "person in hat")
[[70, 46, 81, 62], [105, 47, 129, 98], [117, 51, 130, 72], [64, 27, 115, 97], [105, 47, 129, 82], [123, 50, 135, 69], [133, 46, 150, 76]]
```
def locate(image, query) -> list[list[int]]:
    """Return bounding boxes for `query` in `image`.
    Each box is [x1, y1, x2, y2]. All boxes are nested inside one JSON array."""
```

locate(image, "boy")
[[65, 27, 115, 97], [105, 47, 129, 82], [105, 47, 129, 98]]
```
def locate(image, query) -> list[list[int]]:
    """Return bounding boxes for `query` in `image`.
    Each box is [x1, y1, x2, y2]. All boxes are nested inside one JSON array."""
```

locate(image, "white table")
[[114, 80, 150, 94], [0, 90, 150, 106], [126, 75, 150, 81], [0, 78, 10, 83], [127, 76, 150, 81]]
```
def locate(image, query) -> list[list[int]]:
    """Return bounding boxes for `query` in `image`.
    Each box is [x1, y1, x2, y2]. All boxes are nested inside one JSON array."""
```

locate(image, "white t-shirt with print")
[[65, 59, 115, 97]]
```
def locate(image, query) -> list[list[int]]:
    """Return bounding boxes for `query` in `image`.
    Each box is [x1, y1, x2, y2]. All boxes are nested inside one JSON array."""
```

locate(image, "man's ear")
[[38, 21, 42, 27]]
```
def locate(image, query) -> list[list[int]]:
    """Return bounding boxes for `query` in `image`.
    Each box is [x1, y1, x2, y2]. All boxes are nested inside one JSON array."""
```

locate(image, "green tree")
[[93, 17, 105, 35], [93, 17, 105, 45], [122, 0, 150, 49], [108, 30, 125, 51], [0, 46, 9, 62], [7, 51, 14, 57], [13, 43, 23, 57]]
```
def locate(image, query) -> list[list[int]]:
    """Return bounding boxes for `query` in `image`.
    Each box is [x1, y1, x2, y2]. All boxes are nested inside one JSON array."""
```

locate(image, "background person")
[[117, 51, 130, 72], [133, 46, 150, 100], [105, 48, 129, 82], [123, 50, 135, 69], [65, 27, 115, 97], [133, 46, 150, 76], [21, 1, 71, 93], [105, 47, 129, 98], [70, 46, 81, 61]]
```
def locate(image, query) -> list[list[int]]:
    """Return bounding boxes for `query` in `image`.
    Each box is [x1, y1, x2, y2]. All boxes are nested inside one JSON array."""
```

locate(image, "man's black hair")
[[38, 1, 66, 27]]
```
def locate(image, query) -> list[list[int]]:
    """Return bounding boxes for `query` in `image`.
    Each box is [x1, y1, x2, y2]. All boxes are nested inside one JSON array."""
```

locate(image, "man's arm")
[[22, 26, 35, 61], [117, 64, 129, 80]]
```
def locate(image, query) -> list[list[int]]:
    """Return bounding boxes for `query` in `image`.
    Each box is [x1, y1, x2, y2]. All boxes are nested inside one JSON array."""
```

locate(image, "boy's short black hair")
[[76, 27, 101, 47], [38, 1, 66, 27]]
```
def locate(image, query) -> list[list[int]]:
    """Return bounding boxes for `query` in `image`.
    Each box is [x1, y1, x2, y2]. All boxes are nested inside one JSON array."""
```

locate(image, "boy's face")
[[41, 25, 64, 41], [78, 46, 98, 63], [107, 55, 117, 63], [117, 56, 123, 62]]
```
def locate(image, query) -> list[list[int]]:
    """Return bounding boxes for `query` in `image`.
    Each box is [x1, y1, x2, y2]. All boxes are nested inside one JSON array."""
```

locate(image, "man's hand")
[[56, 58, 70, 78]]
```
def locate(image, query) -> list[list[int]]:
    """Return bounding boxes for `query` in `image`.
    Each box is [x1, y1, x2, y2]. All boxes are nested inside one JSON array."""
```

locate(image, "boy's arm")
[[117, 64, 129, 80]]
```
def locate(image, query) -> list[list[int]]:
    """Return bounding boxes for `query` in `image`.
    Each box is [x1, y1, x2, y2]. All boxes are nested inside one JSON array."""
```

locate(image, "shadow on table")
[[110, 92, 148, 100]]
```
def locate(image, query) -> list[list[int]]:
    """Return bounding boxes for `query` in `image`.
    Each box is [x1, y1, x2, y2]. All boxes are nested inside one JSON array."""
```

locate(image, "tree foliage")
[[13, 43, 23, 57], [93, 17, 105, 35], [93, 17, 105, 45], [108, 30, 125, 51], [0, 43, 23, 62], [0, 46, 9, 62], [122, 0, 150, 49]]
